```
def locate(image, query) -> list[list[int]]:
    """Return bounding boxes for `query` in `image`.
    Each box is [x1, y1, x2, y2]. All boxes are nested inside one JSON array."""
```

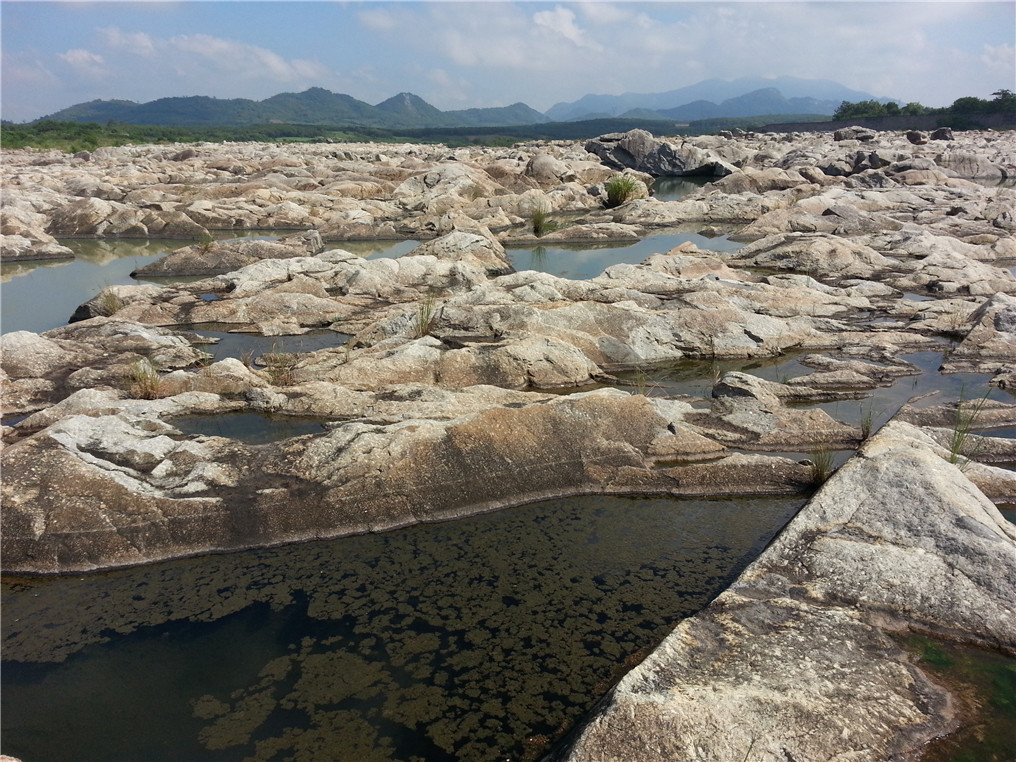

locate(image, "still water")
[[2, 494, 803, 762], [507, 231, 741, 280], [0, 238, 418, 336]]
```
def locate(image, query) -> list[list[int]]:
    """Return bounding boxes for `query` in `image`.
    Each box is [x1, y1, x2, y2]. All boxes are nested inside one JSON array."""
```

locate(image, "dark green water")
[[899, 634, 1016, 762], [1, 494, 803, 762], [171, 411, 330, 444]]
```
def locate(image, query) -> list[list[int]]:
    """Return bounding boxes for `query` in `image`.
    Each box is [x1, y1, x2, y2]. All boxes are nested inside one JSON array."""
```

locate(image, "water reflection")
[[2, 494, 802, 762], [182, 324, 350, 363], [507, 232, 742, 280]]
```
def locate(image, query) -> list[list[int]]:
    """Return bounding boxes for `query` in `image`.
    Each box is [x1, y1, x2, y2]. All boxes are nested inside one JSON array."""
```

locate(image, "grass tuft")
[[531, 206, 558, 237], [261, 350, 297, 386], [124, 358, 163, 399], [948, 385, 990, 468], [94, 288, 125, 317], [808, 447, 836, 488], [604, 174, 641, 208], [413, 296, 439, 338]]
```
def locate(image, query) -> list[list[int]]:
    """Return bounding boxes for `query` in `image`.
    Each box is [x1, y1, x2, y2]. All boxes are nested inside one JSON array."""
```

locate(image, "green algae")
[[900, 633, 1016, 762], [2, 494, 801, 762]]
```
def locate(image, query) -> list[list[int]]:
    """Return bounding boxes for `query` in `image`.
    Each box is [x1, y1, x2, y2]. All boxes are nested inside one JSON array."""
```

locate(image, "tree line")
[[833, 89, 1016, 120]]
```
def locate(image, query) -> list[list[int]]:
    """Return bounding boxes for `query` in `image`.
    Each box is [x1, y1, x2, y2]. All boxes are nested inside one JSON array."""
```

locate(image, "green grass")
[[531, 206, 558, 237], [948, 386, 990, 468], [604, 174, 642, 208], [413, 296, 439, 339]]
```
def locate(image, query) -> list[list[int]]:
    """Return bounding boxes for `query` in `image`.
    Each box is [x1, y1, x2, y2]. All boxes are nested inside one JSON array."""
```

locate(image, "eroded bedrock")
[[553, 420, 1016, 762], [2, 383, 830, 574]]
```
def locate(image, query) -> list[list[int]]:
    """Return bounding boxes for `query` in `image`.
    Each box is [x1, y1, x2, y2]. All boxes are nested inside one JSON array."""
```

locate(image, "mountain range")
[[39, 77, 888, 129]]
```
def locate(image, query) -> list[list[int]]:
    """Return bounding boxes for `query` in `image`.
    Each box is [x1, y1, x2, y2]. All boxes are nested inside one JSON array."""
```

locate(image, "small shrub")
[[604, 174, 641, 208], [94, 288, 125, 317]]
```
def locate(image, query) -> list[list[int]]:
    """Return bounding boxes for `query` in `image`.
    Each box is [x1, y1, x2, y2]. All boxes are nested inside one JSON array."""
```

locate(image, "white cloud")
[[57, 48, 107, 78], [981, 43, 1015, 76], [58, 48, 104, 68], [532, 6, 601, 51], [99, 27, 156, 57]]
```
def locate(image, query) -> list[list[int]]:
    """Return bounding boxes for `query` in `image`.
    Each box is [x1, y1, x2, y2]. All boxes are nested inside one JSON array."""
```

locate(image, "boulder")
[[584, 130, 738, 177]]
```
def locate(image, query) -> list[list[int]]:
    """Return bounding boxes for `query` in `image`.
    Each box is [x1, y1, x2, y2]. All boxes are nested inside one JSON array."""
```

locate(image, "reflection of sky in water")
[[0, 238, 417, 336], [1, 239, 184, 335], [2, 494, 802, 762], [620, 349, 1015, 435], [182, 324, 349, 363], [507, 232, 743, 280]]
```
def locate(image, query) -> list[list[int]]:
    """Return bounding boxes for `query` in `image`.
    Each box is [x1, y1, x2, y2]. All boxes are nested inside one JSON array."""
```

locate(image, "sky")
[[2, 0, 1014, 123]]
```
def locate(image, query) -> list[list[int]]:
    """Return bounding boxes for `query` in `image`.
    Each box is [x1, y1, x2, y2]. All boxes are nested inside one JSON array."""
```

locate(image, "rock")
[[524, 152, 576, 185], [584, 130, 738, 177], [906, 130, 929, 145], [132, 230, 324, 277], [931, 127, 954, 140], [834, 126, 878, 142], [403, 227, 512, 276], [555, 420, 1016, 761]]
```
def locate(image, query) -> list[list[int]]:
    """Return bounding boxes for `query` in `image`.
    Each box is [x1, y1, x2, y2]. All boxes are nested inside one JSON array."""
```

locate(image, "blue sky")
[[2, 1, 1014, 123]]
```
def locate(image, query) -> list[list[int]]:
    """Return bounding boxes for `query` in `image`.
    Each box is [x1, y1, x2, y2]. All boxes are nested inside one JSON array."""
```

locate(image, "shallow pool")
[[1, 493, 803, 762]]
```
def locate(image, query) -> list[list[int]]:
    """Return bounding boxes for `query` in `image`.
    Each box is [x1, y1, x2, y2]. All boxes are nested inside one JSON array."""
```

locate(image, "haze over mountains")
[[39, 77, 887, 129]]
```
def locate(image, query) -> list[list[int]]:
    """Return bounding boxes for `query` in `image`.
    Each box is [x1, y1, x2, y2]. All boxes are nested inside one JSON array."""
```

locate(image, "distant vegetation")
[[833, 89, 1016, 120], [0, 113, 838, 152]]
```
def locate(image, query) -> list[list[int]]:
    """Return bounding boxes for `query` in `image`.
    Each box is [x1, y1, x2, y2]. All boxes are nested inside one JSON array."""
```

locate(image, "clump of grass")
[[858, 399, 888, 440], [949, 385, 990, 468], [94, 288, 125, 317], [262, 350, 297, 386], [531, 205, 558, 237], [808, 447, 836, 488], [124, 358, 163, 400], [604, 174, 641, 208], [413, 296, 439, 338], [196, 234, 216, 254]]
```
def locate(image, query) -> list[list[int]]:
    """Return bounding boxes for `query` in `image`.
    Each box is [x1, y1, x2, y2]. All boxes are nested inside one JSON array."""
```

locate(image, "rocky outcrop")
[[554, 421, 1016, 761], [584, 130, 738, 177], [131, 230, 324, 277], [1, 386, 825, 573]]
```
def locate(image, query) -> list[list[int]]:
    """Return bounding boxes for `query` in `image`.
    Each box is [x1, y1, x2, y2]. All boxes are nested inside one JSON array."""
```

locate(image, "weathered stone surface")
[[132, 230, 324, 277], [585, 130, 738, 177], [556, 421, 1016, 761]]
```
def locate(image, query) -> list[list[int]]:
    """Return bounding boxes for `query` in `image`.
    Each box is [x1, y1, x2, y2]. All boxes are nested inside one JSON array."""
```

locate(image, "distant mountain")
[[654, 88, 847, 121], [546, 77, 889, 122], [39, 78, 890, 131], [39, 88, 548, 130]]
